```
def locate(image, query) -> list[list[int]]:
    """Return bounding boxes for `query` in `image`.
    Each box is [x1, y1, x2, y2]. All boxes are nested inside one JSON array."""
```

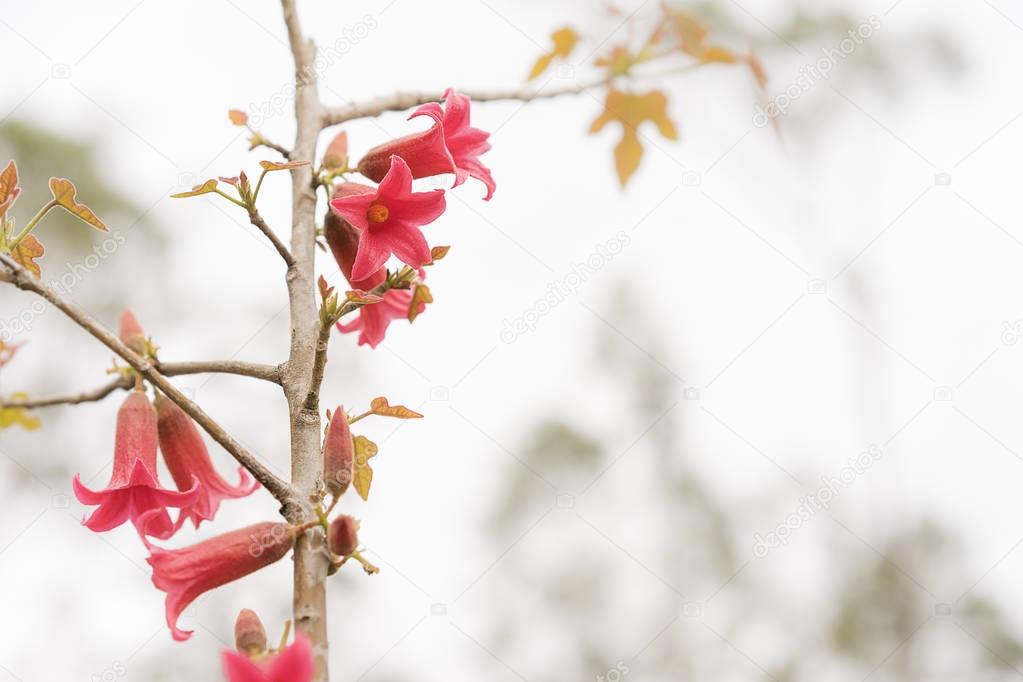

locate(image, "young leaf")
[[428, 245, 451, 264], [228, 109, 249, 126], [49, 178, 108, 232], [259, 160, 310, 171], [10, 234, 44, 277], [589, 89, 678, 187], [370, 397, 423, 420], [346, 289, 384, 305], [0, 160, 19, 217], [318, 275, 335, 300], [170, 179, 219, 198], [529, 26, 578, 80], [323, 131, 349, 171], [408, 283, 433, 323], [0, 394, 40, 431], [352, 434, 379, 501]]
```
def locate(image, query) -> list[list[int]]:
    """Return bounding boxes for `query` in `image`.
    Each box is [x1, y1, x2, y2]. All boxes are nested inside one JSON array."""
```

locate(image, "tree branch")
[[321, 77, 612, 127], [157, 360, 283, 384], [0, 252, 295, 506], [248, 208, 296, 267], [1, 375, 132, 409], [280, 1, 331, 678], [301, 321, 331, 414]]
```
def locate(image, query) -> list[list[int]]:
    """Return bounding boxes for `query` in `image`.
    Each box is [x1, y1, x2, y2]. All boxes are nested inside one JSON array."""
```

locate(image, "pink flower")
[[335, 271, 418, 348], [72, 391, 198, 540], [222, 634, 314, 682], [358, 89, 496, 200], [329, 157, 445, 281], [146, 521, 294, 641], [154, 394, 259, 531]]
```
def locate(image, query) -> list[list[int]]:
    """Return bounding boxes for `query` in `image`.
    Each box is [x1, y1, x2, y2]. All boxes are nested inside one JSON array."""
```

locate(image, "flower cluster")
[[327, 89, 494, 347]]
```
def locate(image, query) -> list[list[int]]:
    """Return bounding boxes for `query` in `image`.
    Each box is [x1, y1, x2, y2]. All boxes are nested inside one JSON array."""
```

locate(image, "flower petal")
[[268, 634, 315, 682], [330, 193, 375, 231], [222, 651, 268, 682], [350, 231, 393, 282], [377, 156, 414, 199], [388, 189, 446, 225], [383, 223, 432, 270]]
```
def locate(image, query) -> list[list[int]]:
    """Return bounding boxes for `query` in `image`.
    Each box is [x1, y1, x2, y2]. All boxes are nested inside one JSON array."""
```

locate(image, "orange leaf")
[[228, 109, 249, 126], [0, 160, 19, 217], [589, 89, 678, 187], [408, 283, 432, 323], [323, 131, 349, 171], [259, 160, 310, 171], [352, 434, 378, 501], [370, 397, 423, 420], [171, 179, 219, 198], [10, 234, 44, 277], [346, 289, 384, 305], [428, 245, 450, 264], [699, 46, 738, 65], [528, 26, 578, 80], [48, 178, 107, 232]]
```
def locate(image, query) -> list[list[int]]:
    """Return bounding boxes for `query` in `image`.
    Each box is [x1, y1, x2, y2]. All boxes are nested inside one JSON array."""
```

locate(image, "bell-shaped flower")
[[145, 520, 294, 641], [357, 89, 495, 200], [329, 156, 445, 281], [72, 390, 198, 540], [154, 393, 259, 530]]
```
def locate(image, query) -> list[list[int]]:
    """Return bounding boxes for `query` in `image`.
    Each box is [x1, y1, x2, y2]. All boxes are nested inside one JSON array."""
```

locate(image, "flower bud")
[[118, 309, 147, 356], [234, 608, 267, 655], [328, 515, 360, 557], [322, 407, 354, 499]]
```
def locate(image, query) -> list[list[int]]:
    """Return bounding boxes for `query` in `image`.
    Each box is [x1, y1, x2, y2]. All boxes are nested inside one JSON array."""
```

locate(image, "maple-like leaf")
[[428, 245, 450, 264], [259, 160, 310, 172], [10, 234, 44, 277], [228, 109, 249, 126], [0, 160, 19, 218], [352, 435, 379, 501], [369, 397, 423, 420], [0, 394, 40, 431], [345, 289, 384, 305], [170, 179, 219, 199], [589, 89, 678, 187], [529, 26, 578, 80], [408, 283, 433, 323], [49, 178, 108, 232]]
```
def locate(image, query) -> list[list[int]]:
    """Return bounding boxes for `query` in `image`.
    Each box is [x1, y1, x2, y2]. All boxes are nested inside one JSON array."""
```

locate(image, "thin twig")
[[321, 77, 613, 127], [301, 321, 331, 413], [0, 252, 295, 506], [248, 208, 295, 267], [1, 375, 132, 409], [157, 360, 283, 384]]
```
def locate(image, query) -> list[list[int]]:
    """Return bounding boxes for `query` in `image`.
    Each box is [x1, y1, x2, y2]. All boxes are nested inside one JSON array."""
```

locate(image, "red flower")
[[72, 391, 198, 540], [222, 634, 314, 682], [358, 88, 496, 200], [324, 192, 422, 348], [146, 521, 294, 641], [154, 394, 259, 531], [329, 156, 445, 281]]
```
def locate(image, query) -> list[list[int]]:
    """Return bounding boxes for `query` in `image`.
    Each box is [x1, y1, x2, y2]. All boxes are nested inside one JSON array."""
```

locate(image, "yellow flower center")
[[367, 203, 389, 224]]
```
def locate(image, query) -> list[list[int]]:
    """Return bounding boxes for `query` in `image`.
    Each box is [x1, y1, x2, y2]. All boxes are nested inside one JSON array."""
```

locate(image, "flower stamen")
[[367, 203, 389, 224]]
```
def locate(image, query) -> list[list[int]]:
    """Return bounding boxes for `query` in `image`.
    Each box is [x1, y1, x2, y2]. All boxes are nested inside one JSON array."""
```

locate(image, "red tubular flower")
[[222, 634, 314, 682], [358, 88, 496, 200], [329, 156, 445, 281], [72, 391, 198, 540], [322, 407, 354, 498], [154, 394, 259, 530], [146, 520, 294, 641], [335, 280, 417, 348]]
